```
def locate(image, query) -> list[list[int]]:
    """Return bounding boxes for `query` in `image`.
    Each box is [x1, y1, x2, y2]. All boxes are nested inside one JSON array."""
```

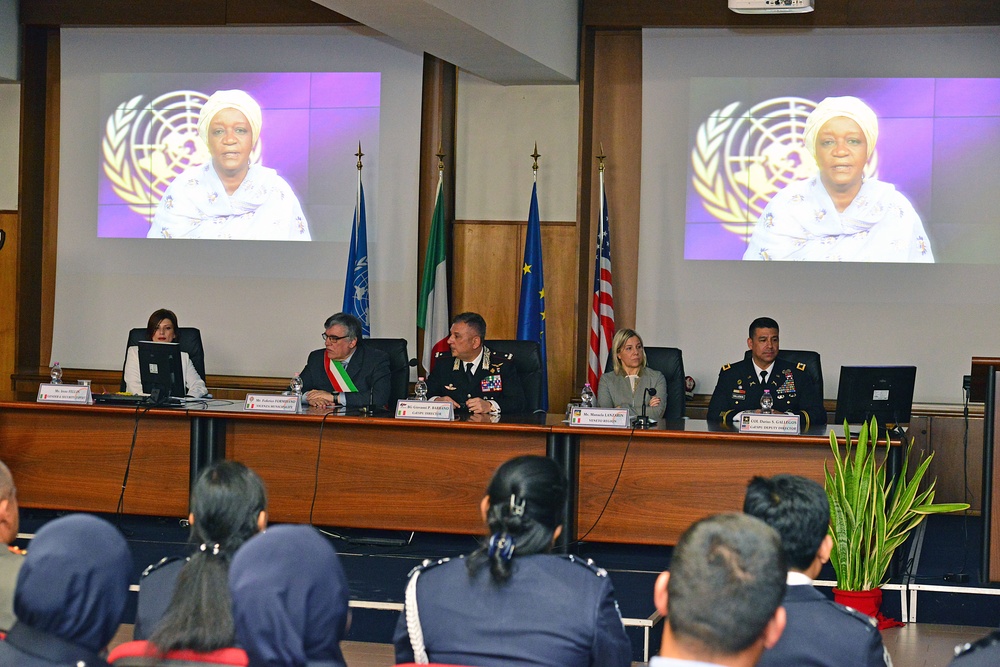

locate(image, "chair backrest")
[[121, 327, 207, 391], [604, 346, 686, 420], [108, 640, 249, 666], [364, 338, 412, 406], [435, 340, 542, 413], [743, 348, 823, 392]]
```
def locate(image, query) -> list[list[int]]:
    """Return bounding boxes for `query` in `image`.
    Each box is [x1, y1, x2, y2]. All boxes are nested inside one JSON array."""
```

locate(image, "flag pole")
[[355, 141, 364, 237], [531, 141, 540, 183], [597, 142, 606, 231]]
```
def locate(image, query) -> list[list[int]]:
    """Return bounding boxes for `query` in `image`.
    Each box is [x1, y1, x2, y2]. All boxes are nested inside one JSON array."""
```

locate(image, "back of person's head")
[[467, 455, 567, 584], [452, 311, 487, 340], [743, 474, 830, 571], [229, 525, 350, 667], [666, 513, 786, 655], [14, 514, 131, 653], [0, 460, 18, 545], [749, 316, 779, 338], [147, 308, 179, 339], [151, 461, 267, 652]]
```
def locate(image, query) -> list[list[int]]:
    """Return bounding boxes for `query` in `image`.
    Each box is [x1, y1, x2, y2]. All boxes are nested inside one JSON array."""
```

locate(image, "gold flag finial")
[[436, 143, 445, 172], [531, 142, 541, 173], [356, 142, 364, 171], [597, 142, 607, 172]]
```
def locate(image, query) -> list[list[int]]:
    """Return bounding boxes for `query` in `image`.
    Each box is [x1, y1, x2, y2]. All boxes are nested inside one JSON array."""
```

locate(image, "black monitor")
[[138, 340, 187, 401], [834, 365, 917, 426]]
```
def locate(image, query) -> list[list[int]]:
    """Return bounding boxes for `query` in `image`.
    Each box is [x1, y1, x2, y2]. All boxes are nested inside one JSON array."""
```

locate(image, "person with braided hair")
[[393, 455, 632, 666], [132, 461, 267, 649]]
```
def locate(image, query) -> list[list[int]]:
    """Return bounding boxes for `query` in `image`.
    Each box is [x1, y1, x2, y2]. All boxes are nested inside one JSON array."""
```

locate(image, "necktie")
[[760, 370, 767, 385], [466, 362, 475, 383]]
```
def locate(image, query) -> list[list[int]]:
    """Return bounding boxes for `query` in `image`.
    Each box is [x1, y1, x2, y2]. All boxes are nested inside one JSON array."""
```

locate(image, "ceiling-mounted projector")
[[729, 0, 814, 13]]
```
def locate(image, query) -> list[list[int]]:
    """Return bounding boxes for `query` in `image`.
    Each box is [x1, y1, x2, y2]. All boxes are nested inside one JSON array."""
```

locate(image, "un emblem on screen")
[[101, 90, 262, 223], [691, 96, 879, 241]]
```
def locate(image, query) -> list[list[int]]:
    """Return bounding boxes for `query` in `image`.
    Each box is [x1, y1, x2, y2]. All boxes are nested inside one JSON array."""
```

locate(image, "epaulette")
[[954, 629, 1000, 659], [141, 555, 185, 579], [831, 599, 878, 628], [796, 362, 807, 371], [721, 363, 731, 371], [406, 556, 455, 578], [561, 553, 608, 577]]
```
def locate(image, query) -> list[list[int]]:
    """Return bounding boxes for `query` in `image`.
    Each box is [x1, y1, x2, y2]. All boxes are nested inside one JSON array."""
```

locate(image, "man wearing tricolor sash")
[[300, 313, 390, 410]]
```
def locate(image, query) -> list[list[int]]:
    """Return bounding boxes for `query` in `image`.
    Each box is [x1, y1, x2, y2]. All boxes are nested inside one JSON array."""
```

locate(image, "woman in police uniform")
[[394, 455, 632, 667]]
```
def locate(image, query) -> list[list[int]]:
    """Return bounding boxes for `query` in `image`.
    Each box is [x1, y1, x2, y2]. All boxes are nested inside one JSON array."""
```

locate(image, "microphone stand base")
[[632, 416, 655, 429]]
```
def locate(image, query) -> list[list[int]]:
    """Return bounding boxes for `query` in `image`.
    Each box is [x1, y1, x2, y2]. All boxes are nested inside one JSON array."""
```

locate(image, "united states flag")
[[587, 180, 615, 387]]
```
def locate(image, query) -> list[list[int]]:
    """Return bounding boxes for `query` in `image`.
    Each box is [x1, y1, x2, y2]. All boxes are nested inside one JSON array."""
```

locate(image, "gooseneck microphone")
[[362, 367, 394, 416], [633, 387, 656, 430]]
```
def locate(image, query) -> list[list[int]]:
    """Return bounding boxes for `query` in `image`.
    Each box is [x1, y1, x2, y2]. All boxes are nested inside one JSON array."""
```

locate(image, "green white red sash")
[[324, 353, 358, 392]]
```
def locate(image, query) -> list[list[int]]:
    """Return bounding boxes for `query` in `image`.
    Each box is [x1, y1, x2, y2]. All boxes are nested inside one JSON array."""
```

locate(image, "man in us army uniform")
[[426, 312, 526, 414], [707, 316, 826, 428], [745, 474, 892, 667]]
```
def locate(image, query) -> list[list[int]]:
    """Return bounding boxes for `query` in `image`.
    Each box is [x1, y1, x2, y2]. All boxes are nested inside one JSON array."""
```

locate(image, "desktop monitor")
[[138, 341, 187, 400], [834, 365, 917, 426]]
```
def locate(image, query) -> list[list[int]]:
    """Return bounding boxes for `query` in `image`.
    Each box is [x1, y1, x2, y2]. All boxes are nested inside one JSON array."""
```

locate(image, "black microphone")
[[633, 387, 656, 429], [362, 366, 394, 416]]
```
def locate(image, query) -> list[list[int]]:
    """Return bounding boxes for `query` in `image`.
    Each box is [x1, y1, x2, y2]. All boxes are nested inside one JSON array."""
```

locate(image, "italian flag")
[[418, 172, 450, 373]]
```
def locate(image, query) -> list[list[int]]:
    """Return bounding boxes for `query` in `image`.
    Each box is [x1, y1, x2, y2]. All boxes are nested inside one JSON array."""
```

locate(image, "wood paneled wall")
[[0, 211, 16, 400], [453, 220, 577, 409]]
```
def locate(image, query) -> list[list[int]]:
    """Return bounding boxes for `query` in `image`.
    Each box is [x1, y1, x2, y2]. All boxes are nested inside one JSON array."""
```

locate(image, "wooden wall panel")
[[0, 212, 16, 400], [453, 220, 577, 409]]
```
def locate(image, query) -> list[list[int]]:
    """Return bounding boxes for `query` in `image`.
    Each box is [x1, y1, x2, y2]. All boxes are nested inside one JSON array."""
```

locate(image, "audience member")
[[707, 317, 825, 428], [650, 512, 786, 667], [744, 474, 891, 666], [425, 312, 527, 414], [0, 514, 131, 667], [0, 461, 22, 632], [229, 525, 350, 667], [299, 312, 391, 409], [951, 629, 1000, 665], [394, 455, 632, 666], [134, 461, 267, 647]]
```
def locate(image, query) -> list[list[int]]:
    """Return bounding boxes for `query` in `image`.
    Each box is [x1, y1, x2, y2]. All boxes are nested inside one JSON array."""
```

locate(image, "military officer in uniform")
[[951, 630, 1000, 665], [394, 455, 632, 666], [707, 316, 826, 428], [426, 312, 527, 414], [745, 475, 891, 667]]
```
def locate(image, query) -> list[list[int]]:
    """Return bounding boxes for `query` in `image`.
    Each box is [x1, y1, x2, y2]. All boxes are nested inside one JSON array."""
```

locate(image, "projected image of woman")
[[743, 96, 933, 262], [148, 89, 311, 240]]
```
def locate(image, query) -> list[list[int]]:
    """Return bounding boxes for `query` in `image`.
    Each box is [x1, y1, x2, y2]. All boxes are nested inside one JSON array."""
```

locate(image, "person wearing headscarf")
[[743, 95, 933, 262], [148, 89, 310, 240], [0, 514, 132, 667], [393, 455, 632, 667], [228, 525, 350, 667]]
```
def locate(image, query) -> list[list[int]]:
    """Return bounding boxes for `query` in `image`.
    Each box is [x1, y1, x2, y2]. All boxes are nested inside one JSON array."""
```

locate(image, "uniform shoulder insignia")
[[141, 555, 185, 579], [721, 363, 731, 371], [796, 362, 806, 371], [954, 629, 1000, 659], [407, 556, 455, 578], [561, 554, 608, 577], [832, 600, 878, 627]]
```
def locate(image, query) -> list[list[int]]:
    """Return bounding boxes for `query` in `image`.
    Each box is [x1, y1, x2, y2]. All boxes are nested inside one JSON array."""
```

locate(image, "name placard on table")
[[37, 383, 92, 405], [568, 407, 631, 428], [738, 412, 801, 434], [244, 394, 301, 414], [395, 400, 455, 421]]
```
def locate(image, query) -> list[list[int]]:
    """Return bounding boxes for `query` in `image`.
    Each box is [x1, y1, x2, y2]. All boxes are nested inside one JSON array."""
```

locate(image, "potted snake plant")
[[824, 417, 969, 628]]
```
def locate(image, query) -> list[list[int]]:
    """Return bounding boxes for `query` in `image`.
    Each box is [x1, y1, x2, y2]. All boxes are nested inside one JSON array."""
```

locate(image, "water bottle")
[[49, 361, 63, 385], [290, 372, 303, 397], [414, 377, 428, 401], [580, 382, 595, 408], [760, 388, 773, 414]]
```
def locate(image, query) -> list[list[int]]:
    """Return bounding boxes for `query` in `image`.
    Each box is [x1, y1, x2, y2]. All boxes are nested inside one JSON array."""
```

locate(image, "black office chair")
[[604, 346, 686, 420], [363, 338, 413, 406], [434, 340, 543, 413], [743, 348, 823, 391], [121, 327, 206, 391]]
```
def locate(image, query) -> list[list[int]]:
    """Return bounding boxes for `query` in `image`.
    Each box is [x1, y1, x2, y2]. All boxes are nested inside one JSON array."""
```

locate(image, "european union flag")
[[517, 182, 549, 411], [343, 180, 370, 336]]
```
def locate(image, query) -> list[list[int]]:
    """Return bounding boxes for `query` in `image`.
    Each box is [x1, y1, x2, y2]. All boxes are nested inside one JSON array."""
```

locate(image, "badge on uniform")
[[481, 375, 503, 392]]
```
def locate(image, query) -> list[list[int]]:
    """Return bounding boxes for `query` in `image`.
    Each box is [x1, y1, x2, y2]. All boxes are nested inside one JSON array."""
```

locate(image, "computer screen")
[[138, 341, 187, 399], [834, 365, 917, 426]]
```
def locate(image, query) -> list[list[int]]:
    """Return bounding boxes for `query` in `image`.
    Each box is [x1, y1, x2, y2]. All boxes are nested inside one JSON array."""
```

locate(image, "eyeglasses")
[[322, 333, 350, 342]]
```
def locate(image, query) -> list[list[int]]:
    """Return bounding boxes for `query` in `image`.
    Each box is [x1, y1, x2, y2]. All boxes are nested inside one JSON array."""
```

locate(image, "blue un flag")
[[342, 181, 370, 336]]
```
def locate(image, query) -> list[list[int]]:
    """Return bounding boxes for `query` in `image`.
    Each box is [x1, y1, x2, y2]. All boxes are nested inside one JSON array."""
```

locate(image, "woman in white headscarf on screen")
[[743, 95, 933, 262], [148, 89, 310, 240]]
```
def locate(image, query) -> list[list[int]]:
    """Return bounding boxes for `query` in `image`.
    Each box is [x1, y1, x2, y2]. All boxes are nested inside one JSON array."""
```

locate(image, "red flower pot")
[[833, 588, 904, 630]]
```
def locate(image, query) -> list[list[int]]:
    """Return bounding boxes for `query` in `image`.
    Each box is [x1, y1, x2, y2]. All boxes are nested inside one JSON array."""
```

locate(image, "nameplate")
[[569, 407, 630, 428], [395, 400, 455, 421], [244, 394, 300, 413], [37, 383, 92, 405], [739, 412, 801, 434]]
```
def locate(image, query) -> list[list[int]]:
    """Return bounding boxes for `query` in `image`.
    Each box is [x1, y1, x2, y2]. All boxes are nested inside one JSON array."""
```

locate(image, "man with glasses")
[[299, 312, 390, 409]]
